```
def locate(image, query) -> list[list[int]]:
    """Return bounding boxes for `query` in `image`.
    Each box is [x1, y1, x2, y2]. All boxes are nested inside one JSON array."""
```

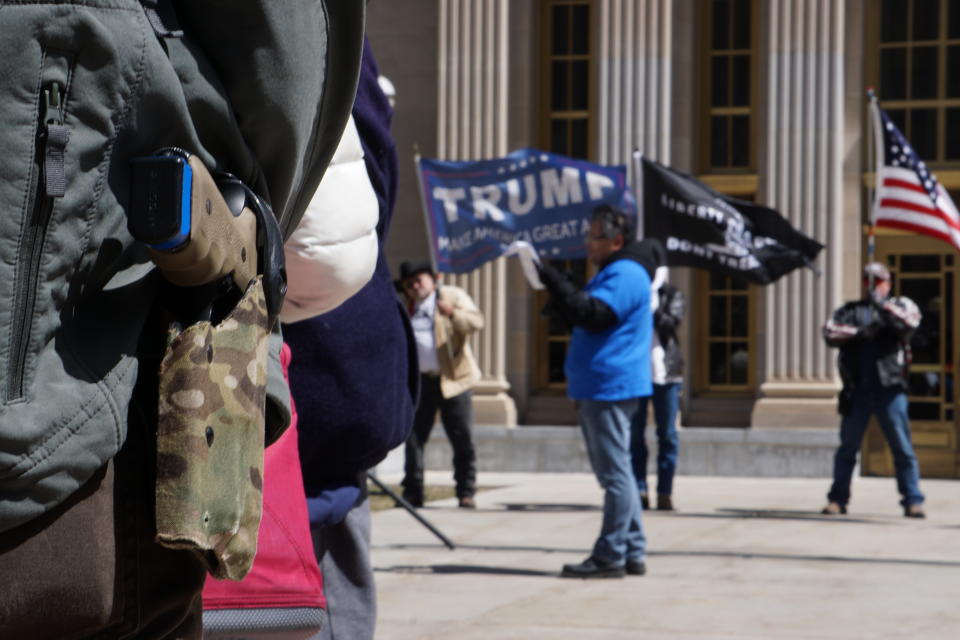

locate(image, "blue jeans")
[[578, 399, 646, 565], [631, 383, 681, 496], [827, 387, 924, 507]]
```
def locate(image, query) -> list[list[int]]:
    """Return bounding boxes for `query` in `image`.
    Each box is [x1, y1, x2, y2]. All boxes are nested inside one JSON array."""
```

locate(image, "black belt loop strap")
[[140, 0, 184, 39]]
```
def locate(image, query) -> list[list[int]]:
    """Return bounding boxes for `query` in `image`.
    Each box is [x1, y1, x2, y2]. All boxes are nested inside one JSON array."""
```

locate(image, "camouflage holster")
[[154, 276, 270, 580]]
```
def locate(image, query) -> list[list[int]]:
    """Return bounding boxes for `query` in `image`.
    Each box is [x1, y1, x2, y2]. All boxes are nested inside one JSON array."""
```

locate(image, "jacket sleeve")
[[655, 286, 684, 334], [171, 1, 366, 237], [822, 302, 883, 347], [447, 287, 485, 335], [537, 262, 618, 333], [878, 296, 922, 340], [279, 116, 379, 324]]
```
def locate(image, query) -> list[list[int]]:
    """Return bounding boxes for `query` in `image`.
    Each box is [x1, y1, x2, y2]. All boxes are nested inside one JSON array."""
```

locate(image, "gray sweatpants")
[[309, 497, 376, 640]]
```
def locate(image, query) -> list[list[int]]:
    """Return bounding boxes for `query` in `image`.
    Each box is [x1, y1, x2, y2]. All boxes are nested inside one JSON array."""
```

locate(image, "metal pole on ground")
[[366, 472, 456, 550]]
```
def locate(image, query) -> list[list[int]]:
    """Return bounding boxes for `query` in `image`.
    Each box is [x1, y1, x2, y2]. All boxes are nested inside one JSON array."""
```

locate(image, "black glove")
[[536, 261, 577, 298]]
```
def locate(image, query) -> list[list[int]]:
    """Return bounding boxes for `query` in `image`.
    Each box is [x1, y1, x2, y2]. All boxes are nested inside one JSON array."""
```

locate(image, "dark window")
[[946, 271, 954, 367], [571, 4, 589, 54], [948, 46, 960, 97], [710, 296, 728, 336], [909, 108, 937, 160], [730, 342, 749, 384], [731, 116, 750, 166], [901, 255, 941, 271], [551, 61, 567, 110], [913, 0, 940, 41], [910, 46, 938, 99], [548, 341, 567, 383], [874, 0, 960, 165], [950, 0, 960, 38], [711, 116, 728, 167], [731, 295, 749, 337], [571, 60, 588, 110], [713, 0, 730, 49], [880, 48, 908, 99], [552, 5, 569, 55], [570, 119, 588, 159], [887, 108, 908, 133], [882, 0, 909, 42], [733, 0, 751, 48], [732, 55, 750, 106], [706, 0, 753, 170], [537, 1, 594, 392], [712, 56, 729, 106], [709, 343, 728, 384], [550, 119, 567, 153], [909, 402, 941, 420]]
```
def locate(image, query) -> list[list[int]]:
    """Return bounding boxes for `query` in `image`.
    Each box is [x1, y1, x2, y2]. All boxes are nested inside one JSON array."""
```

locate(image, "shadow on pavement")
[[375, 542, 590, 554], [650, 549, 960, 568], [658, 508, 903, 525], [377, 564, 558, 577], [499, 503, 602, 512]]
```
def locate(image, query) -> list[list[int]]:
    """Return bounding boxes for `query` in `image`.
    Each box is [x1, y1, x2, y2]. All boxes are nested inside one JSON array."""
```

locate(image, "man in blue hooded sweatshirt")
[[538, 205, 662, 579]]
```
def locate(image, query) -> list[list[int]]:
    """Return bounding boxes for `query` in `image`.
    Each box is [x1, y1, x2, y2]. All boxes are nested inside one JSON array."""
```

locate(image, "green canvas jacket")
[[0, 0, 363, 534]]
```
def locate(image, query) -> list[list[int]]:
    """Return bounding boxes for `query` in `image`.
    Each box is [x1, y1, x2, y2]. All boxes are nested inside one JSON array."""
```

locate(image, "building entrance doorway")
[[866, 238, 960, 478]]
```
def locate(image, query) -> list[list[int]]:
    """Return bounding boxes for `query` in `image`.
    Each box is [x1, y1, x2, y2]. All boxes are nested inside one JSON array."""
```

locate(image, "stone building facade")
[[369, 0, 960, 478]]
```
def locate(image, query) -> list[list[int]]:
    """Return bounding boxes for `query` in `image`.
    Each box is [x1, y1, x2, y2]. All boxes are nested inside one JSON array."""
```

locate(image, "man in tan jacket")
[[397, 261, 484, 508]]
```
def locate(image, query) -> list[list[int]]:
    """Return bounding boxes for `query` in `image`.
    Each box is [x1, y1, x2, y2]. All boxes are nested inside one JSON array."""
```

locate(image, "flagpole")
[[413, 145, 455, 362], [413, 144, 439, 275], [866, 88, 885, 296], [632, 149, 644, 240], [866, 88, 883, 270]]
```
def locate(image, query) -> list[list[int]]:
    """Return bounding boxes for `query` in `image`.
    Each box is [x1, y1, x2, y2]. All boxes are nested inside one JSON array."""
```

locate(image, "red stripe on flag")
[[882, 177, 928, 194], [878, 198, 960, 231], [876, 219, 960, 252]]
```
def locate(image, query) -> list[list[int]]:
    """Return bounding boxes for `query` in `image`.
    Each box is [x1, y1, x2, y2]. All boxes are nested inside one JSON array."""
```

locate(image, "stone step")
[[378, 425, 840, 478]]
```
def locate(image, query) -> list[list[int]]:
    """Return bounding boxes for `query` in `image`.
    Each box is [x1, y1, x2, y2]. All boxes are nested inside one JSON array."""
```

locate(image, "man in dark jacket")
[[538, 205, 663, 579], [821, 262, 925, 518], [631, 279, 684, 512]]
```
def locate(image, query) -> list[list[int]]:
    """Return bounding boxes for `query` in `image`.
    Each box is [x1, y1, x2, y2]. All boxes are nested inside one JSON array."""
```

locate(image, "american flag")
[[871, 101, 960, 252]]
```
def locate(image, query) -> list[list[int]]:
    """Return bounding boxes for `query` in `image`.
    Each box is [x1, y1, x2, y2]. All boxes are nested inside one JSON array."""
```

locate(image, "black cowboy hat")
[[394, 260, 435, 290]]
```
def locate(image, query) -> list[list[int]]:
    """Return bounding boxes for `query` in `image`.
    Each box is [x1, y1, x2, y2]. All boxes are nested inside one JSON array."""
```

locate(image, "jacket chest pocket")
[[6, 49, 75, 403]]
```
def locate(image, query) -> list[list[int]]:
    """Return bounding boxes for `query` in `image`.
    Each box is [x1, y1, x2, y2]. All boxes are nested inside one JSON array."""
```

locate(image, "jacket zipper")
[[7, 68, 71, 402]]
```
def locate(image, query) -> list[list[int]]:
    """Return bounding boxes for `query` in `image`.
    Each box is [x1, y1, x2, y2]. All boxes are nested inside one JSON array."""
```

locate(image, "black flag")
[[640, 157, 824, 285]]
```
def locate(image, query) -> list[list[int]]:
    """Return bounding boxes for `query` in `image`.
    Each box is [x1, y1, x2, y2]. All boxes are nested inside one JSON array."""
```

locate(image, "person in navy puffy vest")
[[283, 38, 416, 640]]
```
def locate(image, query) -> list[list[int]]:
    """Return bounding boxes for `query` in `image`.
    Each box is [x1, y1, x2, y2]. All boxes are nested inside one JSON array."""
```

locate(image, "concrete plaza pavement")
[[371, 472, 960, 639]]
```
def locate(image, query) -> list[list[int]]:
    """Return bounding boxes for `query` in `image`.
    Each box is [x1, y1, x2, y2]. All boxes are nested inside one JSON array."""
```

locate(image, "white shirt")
[[650, 267, 681, 385], [411, 291, 440, 374]]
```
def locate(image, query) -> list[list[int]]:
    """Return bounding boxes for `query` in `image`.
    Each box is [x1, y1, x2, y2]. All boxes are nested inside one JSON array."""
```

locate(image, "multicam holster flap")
[[155, 277, 269, 580]]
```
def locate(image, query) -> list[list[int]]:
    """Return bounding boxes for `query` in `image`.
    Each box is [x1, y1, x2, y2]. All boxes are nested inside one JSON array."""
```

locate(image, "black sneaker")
[[639, 493, 650, 510], [560, 556, 625, 579], [401, 494, 424, 508], [625, 559, 646, 576], [820, 501, 846, 515], [904, 504, 926, 519]]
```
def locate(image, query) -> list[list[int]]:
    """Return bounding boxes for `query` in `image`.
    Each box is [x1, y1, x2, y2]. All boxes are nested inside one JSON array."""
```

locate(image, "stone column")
[[752, 0, 845, 428], [596, 0, 673, 167], [437, 0, 517, 426]]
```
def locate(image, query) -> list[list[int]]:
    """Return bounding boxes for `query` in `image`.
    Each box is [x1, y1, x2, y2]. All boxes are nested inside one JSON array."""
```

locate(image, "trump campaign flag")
[[869, 96, 960, 252], [417, 148, 635, 273], [638, 154, 823, 285]]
